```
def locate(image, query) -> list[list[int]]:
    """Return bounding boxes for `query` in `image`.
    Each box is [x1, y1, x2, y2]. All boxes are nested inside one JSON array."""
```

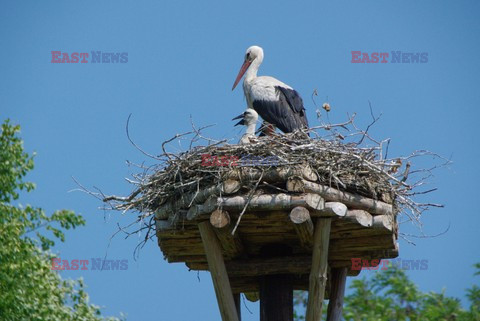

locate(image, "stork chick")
[[232, 108, 258, 145]]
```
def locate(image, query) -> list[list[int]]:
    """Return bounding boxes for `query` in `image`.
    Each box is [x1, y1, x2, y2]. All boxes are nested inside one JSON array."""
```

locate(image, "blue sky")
[[1, 1, 479, 320]]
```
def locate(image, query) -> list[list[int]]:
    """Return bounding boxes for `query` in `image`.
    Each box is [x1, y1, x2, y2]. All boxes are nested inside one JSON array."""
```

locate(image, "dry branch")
[[97, 112, 446, 248]]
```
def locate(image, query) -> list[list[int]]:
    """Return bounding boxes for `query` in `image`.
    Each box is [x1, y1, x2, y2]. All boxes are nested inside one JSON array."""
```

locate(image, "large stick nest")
[[100, 112, 446, 235]]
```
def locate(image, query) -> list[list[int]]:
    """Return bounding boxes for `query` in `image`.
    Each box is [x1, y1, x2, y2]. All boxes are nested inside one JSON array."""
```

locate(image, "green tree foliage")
[[0, 120, 122, 321], [294, 264, 480, 321]]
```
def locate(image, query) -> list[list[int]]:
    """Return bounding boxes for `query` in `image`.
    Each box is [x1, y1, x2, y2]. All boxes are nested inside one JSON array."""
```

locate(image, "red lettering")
[[62, 260, 71, 270], [220, 156, 229, 167], [79, 260, 89, 270], [51, 51, 61, 63], [71, 259, 79, 270], [61, 52, 70, 63], [51, 258, 62, 270], [380, 52, 389, 63], [79, 52, 89, 63], [381, 259, 389, 270], [362, 259, 370, 269], [351, 51, 361, 63], [370, 259, 379, 270], [351, 258, 362, 270], [371, 52, 379, 63], [361, 53, 371, 63], [71, 52, 79, 63], [201, 154, 212, 166]]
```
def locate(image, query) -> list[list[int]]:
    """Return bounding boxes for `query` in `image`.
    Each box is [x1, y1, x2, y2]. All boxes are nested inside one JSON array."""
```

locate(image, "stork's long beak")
[[232, 60, 252, 90], [232, 113, 245, 126]]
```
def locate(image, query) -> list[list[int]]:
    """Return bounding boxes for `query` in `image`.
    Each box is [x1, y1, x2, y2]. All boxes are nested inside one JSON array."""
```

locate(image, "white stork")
[[232, 108, 258, 144], [232, 45, 309, 134]]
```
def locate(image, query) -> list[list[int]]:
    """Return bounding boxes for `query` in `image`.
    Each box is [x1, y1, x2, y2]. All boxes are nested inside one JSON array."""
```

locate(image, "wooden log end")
[[222, 179, 241, 194], [187, 197, 218, 220], [304, 193, 325, 211], [324, 202, 348, 217], [372, 215, 394, 232], [289, 206, 311, 224], [344, 209, 373, 227], [301, 165, 318, 182], [186, 205, 199, 220], [286, 177, 306, 192], [290, 206, 314, 248], [210, 209, 231, 229]]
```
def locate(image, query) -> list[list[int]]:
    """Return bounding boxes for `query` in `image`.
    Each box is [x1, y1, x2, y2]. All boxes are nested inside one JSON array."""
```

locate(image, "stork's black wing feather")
[[252, 86, 309, 134], [275, 86, 309, 128], [253, 100, 293, 133]]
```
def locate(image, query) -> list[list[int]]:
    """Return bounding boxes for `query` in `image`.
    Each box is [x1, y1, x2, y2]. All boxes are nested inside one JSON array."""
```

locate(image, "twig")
[[126, 114, 163, 160], [231, 170, 264, 235]]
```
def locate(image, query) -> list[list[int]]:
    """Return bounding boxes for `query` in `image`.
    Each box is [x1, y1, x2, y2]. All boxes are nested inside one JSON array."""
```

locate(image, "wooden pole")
[[233, 293, 242, 321], [306, 218, 332, 321], [260, 274, 293, 321], [198, 221, 240, 321], [326, 267, 348, 321], [259, 244, 294, 321]]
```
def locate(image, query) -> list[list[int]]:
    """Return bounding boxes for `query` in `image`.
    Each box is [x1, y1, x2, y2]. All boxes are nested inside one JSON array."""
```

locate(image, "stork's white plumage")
[[232, 46, 309, 134], [232, 108, 258, 144]]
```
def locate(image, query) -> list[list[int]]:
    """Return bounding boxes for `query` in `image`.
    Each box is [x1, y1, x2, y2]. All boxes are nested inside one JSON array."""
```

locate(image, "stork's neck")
[[244, 55, 263, 82], [245, 122, 256, 136]]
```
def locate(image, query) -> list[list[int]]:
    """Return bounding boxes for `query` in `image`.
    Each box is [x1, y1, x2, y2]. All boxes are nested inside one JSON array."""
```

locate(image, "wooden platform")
[[155, 171, 399, 295]]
